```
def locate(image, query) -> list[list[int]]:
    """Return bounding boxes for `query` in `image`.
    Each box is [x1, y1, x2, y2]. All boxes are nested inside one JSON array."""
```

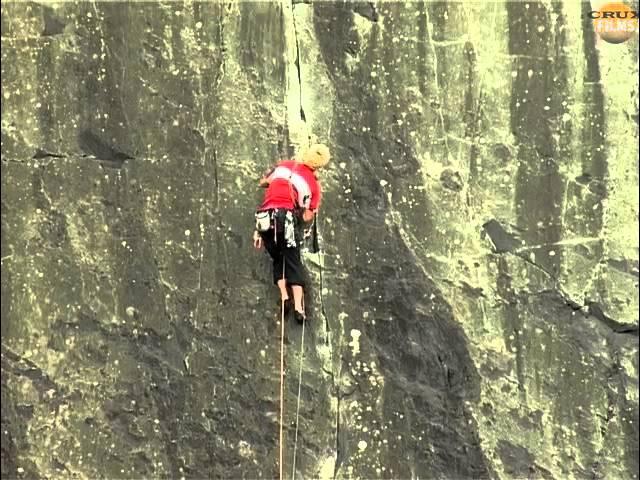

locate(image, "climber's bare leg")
[[278, 279, 289, 302], [292, 285, 304, 313]]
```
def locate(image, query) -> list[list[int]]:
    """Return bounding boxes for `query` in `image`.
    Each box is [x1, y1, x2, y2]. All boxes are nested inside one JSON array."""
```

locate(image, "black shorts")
[[259, 210, 306, 287]]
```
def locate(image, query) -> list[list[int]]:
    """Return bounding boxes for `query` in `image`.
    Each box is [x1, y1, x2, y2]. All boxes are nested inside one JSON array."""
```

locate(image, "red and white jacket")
[[258, 160, 322, 212]]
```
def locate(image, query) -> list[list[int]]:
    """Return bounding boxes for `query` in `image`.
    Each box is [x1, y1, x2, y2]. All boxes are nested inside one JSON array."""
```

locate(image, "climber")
[[253, 144, 331, 324]]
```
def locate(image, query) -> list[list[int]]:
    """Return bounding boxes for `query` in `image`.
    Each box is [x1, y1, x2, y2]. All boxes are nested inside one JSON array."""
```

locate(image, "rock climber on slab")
[[253, 144, 330, 324]]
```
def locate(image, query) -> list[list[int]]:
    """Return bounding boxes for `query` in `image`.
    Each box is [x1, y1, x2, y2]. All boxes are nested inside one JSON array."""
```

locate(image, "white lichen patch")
[[316, 453, 337, 480], [237, 440, 254, 459], [348, 329, 362, 357]]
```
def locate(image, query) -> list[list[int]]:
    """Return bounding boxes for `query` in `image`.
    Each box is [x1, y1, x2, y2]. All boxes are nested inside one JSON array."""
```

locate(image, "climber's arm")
[[302, 209, 315, 223], [258, 166, 275, 188], [303, 182, 321, 223]]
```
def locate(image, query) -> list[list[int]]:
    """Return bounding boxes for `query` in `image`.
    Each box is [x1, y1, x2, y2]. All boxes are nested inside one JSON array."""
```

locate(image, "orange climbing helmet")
[[301, 144, 331, 170]]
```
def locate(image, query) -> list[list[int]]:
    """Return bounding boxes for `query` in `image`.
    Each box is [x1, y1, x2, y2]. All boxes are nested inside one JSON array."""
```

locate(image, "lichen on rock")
[[1, 2, 638, 479]]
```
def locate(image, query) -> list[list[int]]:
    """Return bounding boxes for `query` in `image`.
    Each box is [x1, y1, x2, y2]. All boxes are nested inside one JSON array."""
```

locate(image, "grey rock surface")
[[1, 2, 638, 479]]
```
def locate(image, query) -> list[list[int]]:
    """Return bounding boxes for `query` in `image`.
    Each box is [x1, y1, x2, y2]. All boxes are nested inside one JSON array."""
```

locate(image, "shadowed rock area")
[[1, 2, 638, 479]]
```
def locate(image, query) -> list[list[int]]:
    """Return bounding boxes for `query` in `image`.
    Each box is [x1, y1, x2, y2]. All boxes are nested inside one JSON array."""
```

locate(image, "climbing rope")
[[313, 213, 330, 338], [291, 295, 305, 480], [279, 263, 286, 480]]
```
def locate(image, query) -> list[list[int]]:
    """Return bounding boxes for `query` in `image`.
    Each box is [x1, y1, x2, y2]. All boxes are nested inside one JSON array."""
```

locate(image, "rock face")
[[1, 2, 638, 479]]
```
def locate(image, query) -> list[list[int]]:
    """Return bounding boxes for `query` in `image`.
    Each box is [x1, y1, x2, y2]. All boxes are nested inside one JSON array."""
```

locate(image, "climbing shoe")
[[294, 310, 305, 325]]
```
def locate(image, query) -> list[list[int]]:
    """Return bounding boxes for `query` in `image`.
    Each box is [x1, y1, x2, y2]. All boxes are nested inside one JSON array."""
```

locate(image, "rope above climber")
[[253, 143, 331, 324]]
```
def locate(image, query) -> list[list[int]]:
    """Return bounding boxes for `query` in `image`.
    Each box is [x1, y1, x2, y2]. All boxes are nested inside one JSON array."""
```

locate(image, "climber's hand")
[[253, 231, 263, 250], [302, 209, 315, 223]]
